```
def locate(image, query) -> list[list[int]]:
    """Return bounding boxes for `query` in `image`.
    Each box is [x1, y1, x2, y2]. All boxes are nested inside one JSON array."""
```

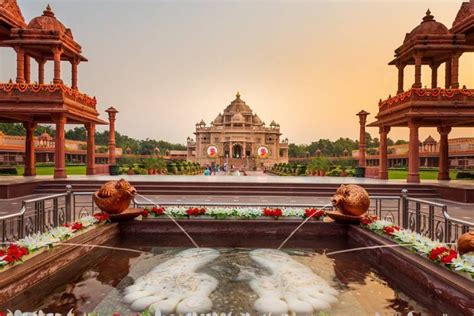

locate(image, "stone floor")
[[0, 172, 473, 188]]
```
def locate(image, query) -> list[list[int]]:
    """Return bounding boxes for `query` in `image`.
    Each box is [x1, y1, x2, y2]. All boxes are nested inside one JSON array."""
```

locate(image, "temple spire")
[[236, 90, 240, 98]]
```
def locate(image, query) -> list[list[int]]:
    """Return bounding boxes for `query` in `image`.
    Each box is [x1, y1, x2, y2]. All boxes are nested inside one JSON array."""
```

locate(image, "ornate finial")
[[423, 9, 434, 22], [43, 4, 55, 17], [236, 91, 240, 98]]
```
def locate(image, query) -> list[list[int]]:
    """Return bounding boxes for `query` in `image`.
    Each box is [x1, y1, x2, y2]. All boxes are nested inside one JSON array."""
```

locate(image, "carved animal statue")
[[93, 179, 137, 214], [457, 231, 474, 255], [331, 184, 370, 217]]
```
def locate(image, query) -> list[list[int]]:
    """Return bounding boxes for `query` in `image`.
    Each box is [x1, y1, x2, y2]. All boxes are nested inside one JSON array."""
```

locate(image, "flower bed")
[[0, 213, 110, 271], [361, 215, 474, 280], [141, 206, 326, 221]]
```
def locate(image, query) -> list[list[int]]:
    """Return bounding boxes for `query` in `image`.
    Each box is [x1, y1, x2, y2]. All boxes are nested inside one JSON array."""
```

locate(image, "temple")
[[365, 2, 474, 183], [186, 92, 289, 169], [0, 1, 115, 178]]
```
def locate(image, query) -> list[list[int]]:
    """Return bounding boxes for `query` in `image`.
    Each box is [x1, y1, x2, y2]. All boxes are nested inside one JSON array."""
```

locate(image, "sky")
[[1, 0, 473, 145]]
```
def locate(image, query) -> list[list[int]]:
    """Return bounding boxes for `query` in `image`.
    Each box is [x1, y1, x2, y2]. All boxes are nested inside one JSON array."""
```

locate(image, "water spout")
[[277, 204, 332, 250], [136, 194, 200, 248]]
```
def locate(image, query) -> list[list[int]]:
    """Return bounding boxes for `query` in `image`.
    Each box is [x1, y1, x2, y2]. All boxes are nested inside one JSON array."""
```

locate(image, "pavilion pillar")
[[15, 47, 25, 84], [397, 64, 405, 94], [52, 47, 63, 84], [450, 53, 461, 89], [86, 123, 96, 175], [413, 54, 422, 88], [437, 126, 451, 181], [445, 59, 452, 88], [37, 59, 46, 84], [378, 126, 390, 180], [430, 63, 439, 88], [407, 120, 420, 183], [23, 122, 37, 176], [106, 107, 118, 165], [71, 59, 79, 90], [24, 55, 31, 84], [356, 110, 369, 167], [53, 115, 67, 179]]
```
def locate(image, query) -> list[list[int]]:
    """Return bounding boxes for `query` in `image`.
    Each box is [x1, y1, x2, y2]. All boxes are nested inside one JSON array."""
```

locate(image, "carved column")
[[53, 114, 67, 179], [379, 126, 390, 180], [24, 55, 31, 84], [430, 63, 439, 88], [356, 110, 369, 167], [16, 47, 25, 83], [52, 47, 63, 84], [106, 107, 118, 165], [37, 59, 46, 84], [71, 59, 79, 90], [397, 64, 405, 94], [450, 53, 461, 89], [437, 126, 451, 181], [407, 120, 420, 183], [23, 122, 37, 176], [445, 59, 452, 88], [85, 123, 96, 175], [413, 53, 422, 88]]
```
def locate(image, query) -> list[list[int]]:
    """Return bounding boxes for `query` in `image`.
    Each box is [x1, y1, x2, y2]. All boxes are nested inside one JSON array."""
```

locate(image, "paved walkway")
[[0, 173, 473, 188]]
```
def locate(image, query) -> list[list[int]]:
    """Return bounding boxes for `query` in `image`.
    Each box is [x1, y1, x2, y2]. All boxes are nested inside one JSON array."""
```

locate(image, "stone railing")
[[378, 88, 474, 112], [0, 82, 97, 108]]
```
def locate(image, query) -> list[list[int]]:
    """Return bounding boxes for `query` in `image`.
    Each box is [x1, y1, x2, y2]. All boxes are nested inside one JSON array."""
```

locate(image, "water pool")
[[4, 237, 429, 315]]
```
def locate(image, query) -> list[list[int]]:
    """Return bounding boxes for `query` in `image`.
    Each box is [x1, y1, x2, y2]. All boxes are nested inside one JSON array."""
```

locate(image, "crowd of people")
[[203, 163, 247, 176]]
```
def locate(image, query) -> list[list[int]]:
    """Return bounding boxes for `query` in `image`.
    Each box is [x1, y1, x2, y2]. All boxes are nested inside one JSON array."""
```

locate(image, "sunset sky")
[[1, 0, 473, 144]]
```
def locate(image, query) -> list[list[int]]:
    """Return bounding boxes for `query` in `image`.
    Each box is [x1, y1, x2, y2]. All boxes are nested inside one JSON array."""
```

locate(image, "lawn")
[[388, 168, 457, 180], [15, 165, 87, 176]]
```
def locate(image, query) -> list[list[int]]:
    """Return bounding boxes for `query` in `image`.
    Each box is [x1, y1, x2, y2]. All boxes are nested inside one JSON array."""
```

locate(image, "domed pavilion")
[[365, 2, 474, 182], [187, 92, 289, 170], [0, 2, 118, 178]]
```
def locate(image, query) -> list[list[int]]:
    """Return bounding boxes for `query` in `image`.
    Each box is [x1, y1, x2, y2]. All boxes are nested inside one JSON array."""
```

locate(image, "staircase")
[[33, 180, 440, 198]]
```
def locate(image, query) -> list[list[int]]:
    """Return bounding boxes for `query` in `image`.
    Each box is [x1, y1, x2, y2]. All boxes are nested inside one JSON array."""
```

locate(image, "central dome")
[[224, 92, 252, 114], [404, 10, 450, 43], [27, 5, 72, 38]]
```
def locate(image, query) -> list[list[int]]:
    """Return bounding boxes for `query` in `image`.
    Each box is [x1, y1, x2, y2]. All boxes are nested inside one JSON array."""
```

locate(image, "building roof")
[[27, 5, 73, 38], [404, 10, 450, 43], [224, 92, 252, 114], [423, 135, 437, 145]]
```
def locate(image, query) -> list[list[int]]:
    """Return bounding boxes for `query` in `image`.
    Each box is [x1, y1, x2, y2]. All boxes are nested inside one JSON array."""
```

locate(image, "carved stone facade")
[[187, 93, 289, 170]]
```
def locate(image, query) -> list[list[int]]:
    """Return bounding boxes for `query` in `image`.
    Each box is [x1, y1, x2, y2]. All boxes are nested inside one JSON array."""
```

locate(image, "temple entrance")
[[233, 144, 243, 158]]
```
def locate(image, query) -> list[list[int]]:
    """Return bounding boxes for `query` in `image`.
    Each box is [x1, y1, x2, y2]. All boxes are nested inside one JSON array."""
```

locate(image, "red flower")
[[382, 225, 400, 236], [71, 222, 83, 232], [360, 215, 379, 226], [262, 208, 283, 219], [186, 207, 206, 216], [0, 244, 28, 265], [151, 206, 165, 216], [429, 246, 458, 264], [94, 212, 111, 223], [304, 208, 324, 220], [142, 209, 149, 217]]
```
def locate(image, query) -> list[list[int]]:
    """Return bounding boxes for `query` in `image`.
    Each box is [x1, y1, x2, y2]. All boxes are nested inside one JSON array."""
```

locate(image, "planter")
[[109, 164, 120, 176]]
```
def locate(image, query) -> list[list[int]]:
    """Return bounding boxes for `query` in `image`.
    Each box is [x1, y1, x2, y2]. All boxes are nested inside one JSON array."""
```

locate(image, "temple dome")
[[213, 113, 223, 125], [404, 10, 450, 43], [27, 5, 73, 38], [224, 92, 252, 114], [423, 135, 437, 145], [253, 114, 263, 125], [231, 112, 245, 123]]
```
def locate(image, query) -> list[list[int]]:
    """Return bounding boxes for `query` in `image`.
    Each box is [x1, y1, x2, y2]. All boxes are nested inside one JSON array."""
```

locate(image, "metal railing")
[[0, 186, 472, 246]]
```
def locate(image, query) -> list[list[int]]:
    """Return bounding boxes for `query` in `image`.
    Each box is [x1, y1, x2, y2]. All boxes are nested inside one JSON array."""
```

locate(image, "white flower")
[[79, 215, 99, 227]]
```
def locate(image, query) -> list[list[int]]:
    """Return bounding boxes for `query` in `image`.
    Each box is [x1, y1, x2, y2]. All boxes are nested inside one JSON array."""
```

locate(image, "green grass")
[[15, 165, 87, 176], [388, 168, 457, 180]]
